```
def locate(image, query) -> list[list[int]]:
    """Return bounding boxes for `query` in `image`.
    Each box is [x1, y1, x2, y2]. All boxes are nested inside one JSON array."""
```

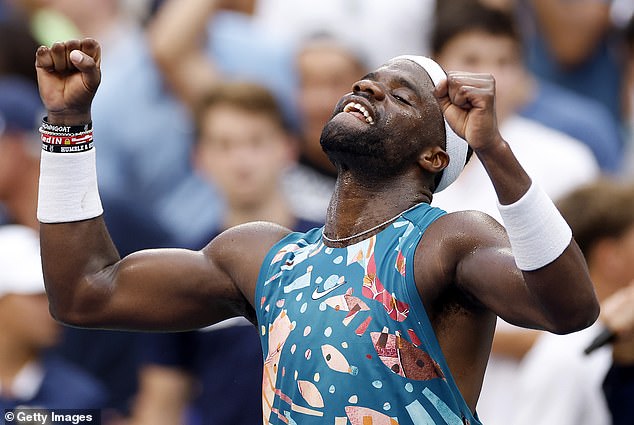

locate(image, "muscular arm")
[[35, 39, 289, 331], [433, 72, 599, 333], [41, 219, 287, 331], [147, 0, 223, 108], [446, 212, 595, 333]]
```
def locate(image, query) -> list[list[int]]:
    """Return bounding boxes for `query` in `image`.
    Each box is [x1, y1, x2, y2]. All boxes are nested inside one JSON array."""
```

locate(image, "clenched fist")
[[434, 71, 501, 153], [35, 38, 101, 126]]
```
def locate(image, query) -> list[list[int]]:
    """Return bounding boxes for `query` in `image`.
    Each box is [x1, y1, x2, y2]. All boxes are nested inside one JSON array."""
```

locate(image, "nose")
[[353, 79, 386, 101]]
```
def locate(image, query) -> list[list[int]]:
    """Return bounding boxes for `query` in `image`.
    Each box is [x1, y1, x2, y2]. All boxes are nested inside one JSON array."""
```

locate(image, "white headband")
[[391, 55, 469, 192]]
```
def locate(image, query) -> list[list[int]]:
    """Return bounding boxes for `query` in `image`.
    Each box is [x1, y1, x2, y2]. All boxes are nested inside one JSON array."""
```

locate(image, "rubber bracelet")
[[497, 182, 572, 271], [41, 131, 93, 146], [41, 117, 92, 133], [41, 141, 94, 153]]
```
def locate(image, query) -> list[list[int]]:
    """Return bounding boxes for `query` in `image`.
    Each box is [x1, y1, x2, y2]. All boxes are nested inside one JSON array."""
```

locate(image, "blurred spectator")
[[431, 2, 599, 221], [520, 0, 625, 128], [132, 82, 321, 425], [94, 0, 297, 253], [435, 0, 623, 173], [147, 0, 296, 129], [601, 283, 634, 425], [509, 179, 634, 425], [427, 4, 600, 424], [0, 76, 42, 229], [254, 0, 436, 68], [0, 225, 106, 410], [147, 0, 357, 227], [282, 34, 368, 223], [188, 82, 320, 237]]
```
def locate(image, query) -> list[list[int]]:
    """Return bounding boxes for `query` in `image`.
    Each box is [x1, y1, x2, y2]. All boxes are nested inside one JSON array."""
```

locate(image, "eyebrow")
[[361, 71, 420, 94], [395, 76, 419, 93]]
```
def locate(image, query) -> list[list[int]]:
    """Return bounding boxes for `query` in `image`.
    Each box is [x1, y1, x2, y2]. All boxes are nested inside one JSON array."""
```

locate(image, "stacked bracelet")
[[39, 117, 94, 153]]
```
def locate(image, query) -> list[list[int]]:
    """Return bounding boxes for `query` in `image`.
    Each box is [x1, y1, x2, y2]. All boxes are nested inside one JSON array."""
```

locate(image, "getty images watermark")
[[4, 409, 100, 425]]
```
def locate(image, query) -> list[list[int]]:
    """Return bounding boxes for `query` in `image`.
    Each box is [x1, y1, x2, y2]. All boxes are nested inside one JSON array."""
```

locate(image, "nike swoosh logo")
[[312, 280, 347, 300]]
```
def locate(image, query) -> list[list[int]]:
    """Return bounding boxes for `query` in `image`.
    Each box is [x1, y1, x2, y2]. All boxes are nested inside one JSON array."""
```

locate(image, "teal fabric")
[[256, 202, 482, 424]]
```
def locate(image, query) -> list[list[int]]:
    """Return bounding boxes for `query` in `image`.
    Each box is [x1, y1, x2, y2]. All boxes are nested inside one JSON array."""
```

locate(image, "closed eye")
[[393, 94, 411, 106]]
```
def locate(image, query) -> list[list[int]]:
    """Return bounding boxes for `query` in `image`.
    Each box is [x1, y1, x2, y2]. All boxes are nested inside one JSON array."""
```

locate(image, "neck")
[[323, 170, 431, 246], [223, 192, 295, 230]]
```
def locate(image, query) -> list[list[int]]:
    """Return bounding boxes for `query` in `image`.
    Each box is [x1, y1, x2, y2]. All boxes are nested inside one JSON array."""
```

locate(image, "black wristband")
[[42, 117, 92, 133], [42, 141, 94, 153]]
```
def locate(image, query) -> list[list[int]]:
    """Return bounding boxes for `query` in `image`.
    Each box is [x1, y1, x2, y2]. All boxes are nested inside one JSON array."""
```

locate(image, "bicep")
[[439, 212, 547, 329], [456, 241, 543, 328], [450, 211, 596, 332], [77, 246, 246, 331], [44, 220, 289, 332]]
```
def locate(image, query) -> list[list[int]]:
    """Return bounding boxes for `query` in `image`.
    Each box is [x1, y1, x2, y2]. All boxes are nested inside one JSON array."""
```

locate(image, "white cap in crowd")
[[0, 225, 45, 298]]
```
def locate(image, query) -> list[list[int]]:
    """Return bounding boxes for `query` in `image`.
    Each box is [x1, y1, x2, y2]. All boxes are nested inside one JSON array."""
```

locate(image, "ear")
[[417, 145, 449, 175]]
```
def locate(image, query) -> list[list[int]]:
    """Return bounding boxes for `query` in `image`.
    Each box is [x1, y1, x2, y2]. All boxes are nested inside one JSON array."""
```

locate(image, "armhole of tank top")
[[253, 228, 324, 327], [400, 210, 482, 424]]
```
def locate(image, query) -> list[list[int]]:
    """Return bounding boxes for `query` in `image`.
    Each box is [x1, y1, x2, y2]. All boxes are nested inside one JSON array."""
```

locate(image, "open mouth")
[[342, 102, 375, 125]]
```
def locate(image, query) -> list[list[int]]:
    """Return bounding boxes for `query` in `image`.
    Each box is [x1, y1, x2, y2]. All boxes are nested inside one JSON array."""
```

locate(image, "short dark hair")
[[193, 81, 287, 141], [556, 179, 634, 258], [432, 0, 521, 56]]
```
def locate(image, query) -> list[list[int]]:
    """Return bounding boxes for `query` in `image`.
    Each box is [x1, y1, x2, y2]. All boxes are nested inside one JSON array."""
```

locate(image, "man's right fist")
[[35, 38, 101, 125]]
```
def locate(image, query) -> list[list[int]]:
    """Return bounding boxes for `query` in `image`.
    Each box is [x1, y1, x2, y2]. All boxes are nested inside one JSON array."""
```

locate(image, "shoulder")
[[205, 221, 292, 265], [203, 221, 293, 298], [414, 210, 509, 291], [423, 209, 507, 249], [211, 220, 292, 245]]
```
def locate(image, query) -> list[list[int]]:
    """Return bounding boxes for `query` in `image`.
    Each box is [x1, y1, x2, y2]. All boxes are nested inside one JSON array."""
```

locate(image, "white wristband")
[[37, 148, 103, 223], [497, 182, 572, 271]]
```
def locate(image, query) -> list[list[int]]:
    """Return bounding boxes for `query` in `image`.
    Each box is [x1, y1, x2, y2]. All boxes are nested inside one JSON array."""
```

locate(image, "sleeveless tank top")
[[255, 202, 482, 425]]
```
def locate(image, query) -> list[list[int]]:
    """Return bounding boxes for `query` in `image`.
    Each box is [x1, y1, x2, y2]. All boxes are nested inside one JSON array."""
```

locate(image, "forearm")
[[477, 137, 598, 332], [148, 0, 218, 61], [41, 219, 121, 323], [437, 70, 598, 333], [38, 111, 122, 322], [474, 135, 531, 204], [147, 0, 220, 106], [531, 0, 611, 67]]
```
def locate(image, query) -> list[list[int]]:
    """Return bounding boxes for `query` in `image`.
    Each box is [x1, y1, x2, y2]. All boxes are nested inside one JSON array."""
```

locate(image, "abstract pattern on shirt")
[[255, 202, 482, 425]]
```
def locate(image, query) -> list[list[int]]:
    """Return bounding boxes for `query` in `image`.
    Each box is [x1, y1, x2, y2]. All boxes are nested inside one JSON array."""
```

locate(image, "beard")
[[319, 114, 413, 179]]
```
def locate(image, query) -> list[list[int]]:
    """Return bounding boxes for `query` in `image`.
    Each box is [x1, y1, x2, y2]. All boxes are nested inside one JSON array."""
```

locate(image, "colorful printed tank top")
[[256, 202, 482, 425]]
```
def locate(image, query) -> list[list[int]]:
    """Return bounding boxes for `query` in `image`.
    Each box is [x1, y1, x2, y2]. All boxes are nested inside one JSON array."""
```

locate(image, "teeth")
[[343, 102, 374, 124]]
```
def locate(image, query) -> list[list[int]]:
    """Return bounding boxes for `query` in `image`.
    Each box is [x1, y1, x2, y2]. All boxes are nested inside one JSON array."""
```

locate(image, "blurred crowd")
[[1, 0, 634, 424]]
